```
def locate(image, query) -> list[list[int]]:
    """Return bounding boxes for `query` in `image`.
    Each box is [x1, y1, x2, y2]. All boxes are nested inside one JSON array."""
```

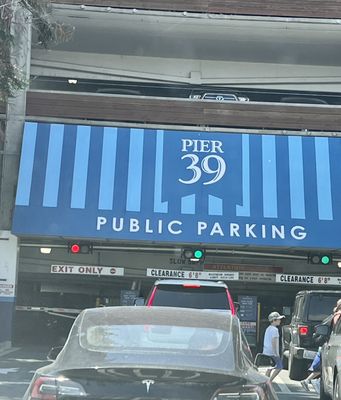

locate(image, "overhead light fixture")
[[68, 79, 78, 84], [338, 262, 341, 269], [40, 247, 52, 254]]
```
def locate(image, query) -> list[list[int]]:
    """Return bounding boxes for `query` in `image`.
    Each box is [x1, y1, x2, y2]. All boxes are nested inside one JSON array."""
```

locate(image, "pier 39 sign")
[[12, 122, 341, 249]]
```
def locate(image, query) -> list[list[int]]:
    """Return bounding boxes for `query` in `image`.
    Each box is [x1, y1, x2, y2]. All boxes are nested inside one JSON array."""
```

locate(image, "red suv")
[[146, 279, 236, 315]]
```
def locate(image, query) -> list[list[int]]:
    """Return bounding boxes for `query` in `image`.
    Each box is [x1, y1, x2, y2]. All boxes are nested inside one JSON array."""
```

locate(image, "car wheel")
[[321, 372, 332, 400], [288, 351, 306, 380], [334, 373, 341, 400]]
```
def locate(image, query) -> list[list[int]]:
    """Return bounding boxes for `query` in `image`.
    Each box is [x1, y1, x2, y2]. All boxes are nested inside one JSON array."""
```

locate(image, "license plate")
[[303, 350, 317, 359]]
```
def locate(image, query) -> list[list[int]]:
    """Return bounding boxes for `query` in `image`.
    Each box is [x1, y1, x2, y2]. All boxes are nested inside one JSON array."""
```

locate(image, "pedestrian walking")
[[299, 352, 321, 391], [263, 311, 285, 381]]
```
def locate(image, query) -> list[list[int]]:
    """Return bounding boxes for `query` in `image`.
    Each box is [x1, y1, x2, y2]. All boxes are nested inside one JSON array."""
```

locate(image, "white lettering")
[[230, 223, 240, 237], [112, 217, 123, 232], [211, 140, 224, 154], [181, 139, 224, 153], [168, 221, 182, 234], [210, 222, 224, 236], [130, 218, 140, 232], [261, 224, 266, 238], [158, 219, 163, 234], [181, 139, 193, 152], [96, 217, 107, 230], [200, 140, 210, 153], [145, 219, 153, 233], [198, 221, 207, 235], [291, 226, 307, 240], [246, 224, 257, 238], [272, 225, 285, 239]]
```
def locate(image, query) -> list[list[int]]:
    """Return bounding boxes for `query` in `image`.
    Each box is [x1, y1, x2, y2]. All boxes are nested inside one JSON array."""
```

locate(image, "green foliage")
[[0, 0, 73, 102]]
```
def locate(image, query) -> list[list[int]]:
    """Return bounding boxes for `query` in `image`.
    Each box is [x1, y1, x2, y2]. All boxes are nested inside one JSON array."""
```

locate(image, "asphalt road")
[[0, 347, 319, 400]]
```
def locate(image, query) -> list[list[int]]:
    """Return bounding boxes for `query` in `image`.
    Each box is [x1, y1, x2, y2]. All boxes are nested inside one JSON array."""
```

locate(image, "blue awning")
[[12, 122, 341, 249]]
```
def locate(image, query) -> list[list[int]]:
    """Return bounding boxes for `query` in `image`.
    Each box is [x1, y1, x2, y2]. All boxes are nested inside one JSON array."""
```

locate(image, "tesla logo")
[[142, 379, 155, 393]]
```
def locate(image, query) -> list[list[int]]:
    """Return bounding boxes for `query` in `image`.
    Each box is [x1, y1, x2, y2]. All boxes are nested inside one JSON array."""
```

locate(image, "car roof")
[[153, 279, 228, 287], [80, 306, 234, 331], [296, 290, 341, 295]]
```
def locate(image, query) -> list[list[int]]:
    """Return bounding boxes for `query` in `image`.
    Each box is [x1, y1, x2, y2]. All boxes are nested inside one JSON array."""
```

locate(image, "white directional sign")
[[146, 268, 239, 280], [51, 265, 124, 276]]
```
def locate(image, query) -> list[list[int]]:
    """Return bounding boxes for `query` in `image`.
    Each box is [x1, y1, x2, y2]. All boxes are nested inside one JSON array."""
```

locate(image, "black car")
[[282, 290, 341, 380], [24, 306, 277, 400]]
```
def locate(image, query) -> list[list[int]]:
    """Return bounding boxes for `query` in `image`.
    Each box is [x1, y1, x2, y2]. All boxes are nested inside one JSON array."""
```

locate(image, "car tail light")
[[146, 286, 157, 306], [28, 376, 86, 399], [215, 384, 264, 400], [299, 325, 309, 336], [226, 289, 236, 315], [182, 283, 201, 288]]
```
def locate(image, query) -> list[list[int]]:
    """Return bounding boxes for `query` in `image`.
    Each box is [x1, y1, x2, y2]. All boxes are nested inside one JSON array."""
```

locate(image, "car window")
[[82, 324, 227, 353], [152, 285, 230, 310], [292, 296, 303, 320], [307, 295, 340, 321]]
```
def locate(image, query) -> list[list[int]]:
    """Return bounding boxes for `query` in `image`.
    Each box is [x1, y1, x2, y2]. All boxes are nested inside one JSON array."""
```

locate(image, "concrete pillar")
[[0, 6, 31, 229], [0, 232, 18, 351]]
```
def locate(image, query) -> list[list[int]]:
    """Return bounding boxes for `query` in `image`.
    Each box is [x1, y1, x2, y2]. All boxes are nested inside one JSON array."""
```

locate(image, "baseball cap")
[[268, 311, 285, 322]]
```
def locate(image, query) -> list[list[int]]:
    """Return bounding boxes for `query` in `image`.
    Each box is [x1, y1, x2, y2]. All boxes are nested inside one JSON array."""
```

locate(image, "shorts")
[[270, 356, 284, 369]]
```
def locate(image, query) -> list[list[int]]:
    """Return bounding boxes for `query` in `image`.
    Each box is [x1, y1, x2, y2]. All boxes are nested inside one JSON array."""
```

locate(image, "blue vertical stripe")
[[262, 135, 278, 218], [208, 195, 223, 216], [315, 137, 333, 220], [71, 125, 91, 209], [236, 134, 250, 217], [126, 129, 144, 212], [181, 194, 196, 214], [288, 136, 305, 219], [154, 130, 168, 213], [15, 122, 38, 206], [98, 127, 117, 210], [43, 124, 64, 207]]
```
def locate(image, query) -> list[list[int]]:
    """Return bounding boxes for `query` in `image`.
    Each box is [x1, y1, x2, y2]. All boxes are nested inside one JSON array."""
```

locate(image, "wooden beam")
[[52, 0, 341, 19], [26, 91, 341, 132]]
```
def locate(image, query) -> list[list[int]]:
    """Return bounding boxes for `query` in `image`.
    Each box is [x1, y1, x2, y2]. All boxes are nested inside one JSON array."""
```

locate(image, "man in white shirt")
[[263, 311, 285, 381]]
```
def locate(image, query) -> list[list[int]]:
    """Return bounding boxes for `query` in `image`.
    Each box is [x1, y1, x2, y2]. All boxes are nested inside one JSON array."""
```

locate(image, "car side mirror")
[[47, 346, 63, 361], [134, 297, 145, 306], [254, 353, 276, 368], [315, 324, 329, 337]]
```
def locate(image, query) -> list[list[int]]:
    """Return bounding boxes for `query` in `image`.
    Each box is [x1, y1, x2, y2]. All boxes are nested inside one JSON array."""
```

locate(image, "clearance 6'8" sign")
[[276, 274, 341, 286], [12, 122, 341, 248]]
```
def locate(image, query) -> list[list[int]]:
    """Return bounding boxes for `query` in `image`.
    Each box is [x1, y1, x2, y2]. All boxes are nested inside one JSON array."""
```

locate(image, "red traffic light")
[[70, 243, 80, 254], [68, 242, 93, 254]]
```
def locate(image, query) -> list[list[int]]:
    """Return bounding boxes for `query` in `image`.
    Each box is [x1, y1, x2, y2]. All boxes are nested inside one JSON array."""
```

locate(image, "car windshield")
[[308, 295, 341, 321], [81, 324, 227, 353], [152, 285, 230, 310]]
